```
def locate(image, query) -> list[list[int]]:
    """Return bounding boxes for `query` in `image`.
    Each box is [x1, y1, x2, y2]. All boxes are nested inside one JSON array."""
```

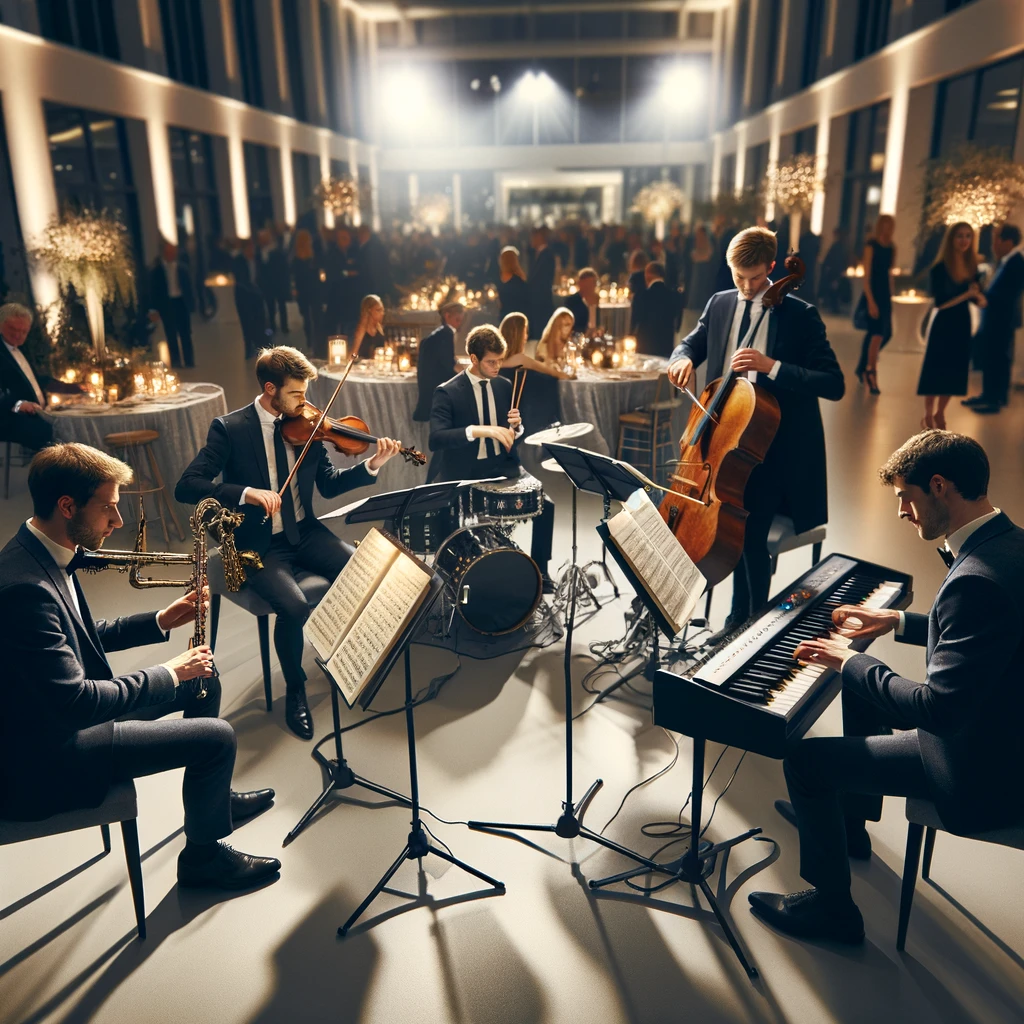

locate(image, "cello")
[[659, 254, 805, 586]]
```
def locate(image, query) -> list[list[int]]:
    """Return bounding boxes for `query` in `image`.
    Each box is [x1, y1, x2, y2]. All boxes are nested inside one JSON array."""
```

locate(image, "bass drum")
[[434, 525, 542, 635]]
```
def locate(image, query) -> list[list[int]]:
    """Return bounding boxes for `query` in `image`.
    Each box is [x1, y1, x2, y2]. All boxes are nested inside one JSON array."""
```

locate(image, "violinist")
[[175, 346, 402, 739], [666, 227, 844, 631]]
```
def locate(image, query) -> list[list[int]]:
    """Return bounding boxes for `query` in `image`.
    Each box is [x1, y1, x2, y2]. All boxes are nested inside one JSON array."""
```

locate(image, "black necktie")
[[937, 546, 955, 569], [273, 420, 300, 545], [737, 300, 753, 350], [479, 379, 494, 458]]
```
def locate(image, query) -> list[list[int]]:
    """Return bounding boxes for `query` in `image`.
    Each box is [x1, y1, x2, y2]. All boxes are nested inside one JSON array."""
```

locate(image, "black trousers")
[[531, 496, 555, 575], [1, 410, 53, 451], [729, 462, 781, 625], [109, 675, 235, 844], [160, 297, 194, 368], [236, 293, 267, 358], [264, 293, 289, 333], [980, 326, 1014, 405], [243, 519, 353, 691]]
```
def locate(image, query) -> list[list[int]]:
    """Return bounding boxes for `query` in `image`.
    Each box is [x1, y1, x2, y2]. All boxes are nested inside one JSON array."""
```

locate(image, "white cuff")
[[895, 611, 905, 636], [13, 400, 22, 413], [514, 425, 524, 438], [363, 458, 379, 477], [239, 487, 249, 507], [767, 360, 781, 381], [465, 425, 476, 442]]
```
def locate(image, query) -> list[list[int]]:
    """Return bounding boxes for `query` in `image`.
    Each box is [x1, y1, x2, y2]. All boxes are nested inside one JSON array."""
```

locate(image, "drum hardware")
[[523, 422, 594, 447], [470, 473, 544, 524]]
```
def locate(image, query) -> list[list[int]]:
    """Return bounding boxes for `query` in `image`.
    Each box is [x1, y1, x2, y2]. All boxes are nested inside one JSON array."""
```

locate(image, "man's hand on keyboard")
[[832, 605, 900, 640], [793, 636, 856, 672]]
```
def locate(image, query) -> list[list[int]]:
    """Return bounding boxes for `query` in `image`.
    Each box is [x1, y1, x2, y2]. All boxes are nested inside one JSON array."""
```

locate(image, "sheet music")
[[304, 528, 397, 661], [326, 551, 432, 705], [607, 489, 706, 635]]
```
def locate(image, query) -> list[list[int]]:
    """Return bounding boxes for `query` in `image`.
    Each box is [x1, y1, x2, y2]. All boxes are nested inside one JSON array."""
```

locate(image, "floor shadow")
[[0, 849, 109, 922]]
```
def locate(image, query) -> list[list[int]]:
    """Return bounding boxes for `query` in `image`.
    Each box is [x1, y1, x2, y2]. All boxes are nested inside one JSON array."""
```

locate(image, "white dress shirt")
[[462, 369, 524, 458], [5, 341, 45, 408], [240, 398, 378, 534], [26, 518, 81, 618], [164, 259, 181, 298], [727, 285, 781, 382]]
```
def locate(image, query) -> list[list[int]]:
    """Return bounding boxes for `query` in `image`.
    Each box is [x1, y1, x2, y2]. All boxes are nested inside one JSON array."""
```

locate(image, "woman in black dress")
[[497, 246, 530, 321], [855, 214, 895, 395], [499, 312, 569, 434], [918, 221, 986, 429]]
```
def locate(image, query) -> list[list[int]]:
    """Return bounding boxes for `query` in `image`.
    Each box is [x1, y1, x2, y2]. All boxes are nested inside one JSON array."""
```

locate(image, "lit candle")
[[165, 374, 178, 392], [107, 385, 119, 403], [591, 349, 604, 368], [50, 393, 62, 407], [89, 372, 102, 387], [611, 352, 621, 368], [599, 289, 608, 300], [328, 335, 348, 366], [623, 336, 637, 354], [152, 376, 164, 393], [398, 354, 411, 372], [133, 373, 146, 394], [64, 368, 78, 383]]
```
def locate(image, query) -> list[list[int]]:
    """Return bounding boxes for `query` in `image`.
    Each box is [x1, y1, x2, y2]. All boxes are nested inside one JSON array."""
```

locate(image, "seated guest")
[[148, 241, 195, 368], [565, 268, 602, 335], [633, 261, 685, 357], [750, 431, 1024, 944], [176, 347, 401, 739], [499, 312, 567, 432], [0, 443, 281, 890], [535, 307, 575, 367], [414, 301, 465, 422], [352, 294, 386, 359], [429, 325, 555, 590], [0, 303, 80, 452], [497, 246, 530, 322]]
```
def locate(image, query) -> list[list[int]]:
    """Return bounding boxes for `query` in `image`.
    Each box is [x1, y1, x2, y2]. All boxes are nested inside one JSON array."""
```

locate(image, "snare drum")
[[470, 473, 544, 523], [392, 504, 461, 555], [434, 525, 542, 635]]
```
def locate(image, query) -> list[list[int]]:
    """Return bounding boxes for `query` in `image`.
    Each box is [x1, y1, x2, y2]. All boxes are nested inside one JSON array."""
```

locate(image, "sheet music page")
[[326, 552, 432, 705], [304, 528, 397, 661]]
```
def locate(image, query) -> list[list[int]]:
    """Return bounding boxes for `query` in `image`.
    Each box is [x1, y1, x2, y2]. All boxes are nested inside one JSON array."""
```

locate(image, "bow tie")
[[66, 549, 87, 575], [937, 546, 955, 569]]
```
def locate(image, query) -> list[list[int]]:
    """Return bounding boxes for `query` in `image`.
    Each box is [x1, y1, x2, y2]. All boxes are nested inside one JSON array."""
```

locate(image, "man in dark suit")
[[963, 223, 1024, 413], [565, 268, 601, 335], [323, 227, 361, 337], [176, 347, 401, 739], [0, 442, 280, 889], [527, 227, 556, 339], [148, 241, 196, 368], [749, 432, 1024, 943], [232, 240, 269, 359], [633, 261, 684, 357], [429, 325, 555, 589], [668, 226, 844, 628], [257, 228, 291, 335], [356, 224, 394, 303], [414, 302, 464, 423]]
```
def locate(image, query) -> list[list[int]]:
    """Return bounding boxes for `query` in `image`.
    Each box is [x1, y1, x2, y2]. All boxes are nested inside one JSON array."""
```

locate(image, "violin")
[[280, 402, 426, 466], [659, 254, 806, 586]]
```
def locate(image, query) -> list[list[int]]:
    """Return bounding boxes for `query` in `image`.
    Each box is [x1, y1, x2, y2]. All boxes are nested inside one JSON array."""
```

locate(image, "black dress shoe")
[[774, 799, 872, 860], [961, 395, 987, 406], [285, 691, 314, 740], [749, 888, 864, 944], [177, 842, 281, 890], [230, 788, 275, 824], [971, 403, 1001, 414]]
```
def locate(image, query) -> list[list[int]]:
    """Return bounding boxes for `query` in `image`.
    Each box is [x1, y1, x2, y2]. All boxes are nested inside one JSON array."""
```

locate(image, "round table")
[[553, 299, 632, 340], [385, 303, 499, 346], [47, 382, 228, 509]]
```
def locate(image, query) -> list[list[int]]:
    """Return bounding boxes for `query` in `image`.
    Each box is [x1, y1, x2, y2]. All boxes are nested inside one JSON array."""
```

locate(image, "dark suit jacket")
[[527, 248, 556, 333], [671, 290, 844, 533], [0, 525, 175, 819], [0, 343, 76, 416], [257, 247, 290, 301], [498, 276, 530, 321], [981, 250, 1024, 339], [429, 371, 521, 482], [414, 324, 456, 422], [174, 403, 376, 556], [565, 291, 600, 334], [842, 513, 1024, 834], [148, 258, 195, 315], [633, 280, 684, 357]]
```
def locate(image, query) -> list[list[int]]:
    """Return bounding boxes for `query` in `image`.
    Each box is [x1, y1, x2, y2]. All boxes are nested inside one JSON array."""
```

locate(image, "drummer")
[[428, 324, 556, 593]]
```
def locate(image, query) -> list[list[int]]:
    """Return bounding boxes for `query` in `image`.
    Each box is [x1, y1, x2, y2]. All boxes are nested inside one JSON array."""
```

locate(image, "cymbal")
[[540, 457, 565, 474], [524, 422, 594, 446]]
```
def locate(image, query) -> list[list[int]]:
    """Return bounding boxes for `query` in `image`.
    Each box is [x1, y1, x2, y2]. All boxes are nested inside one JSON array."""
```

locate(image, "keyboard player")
[[749, 431, 1024, 944]]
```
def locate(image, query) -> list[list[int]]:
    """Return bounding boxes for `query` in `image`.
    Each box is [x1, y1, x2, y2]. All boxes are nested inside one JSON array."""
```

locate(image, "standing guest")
[[323, 227, 360, 337], [683, 225, 718, 335], [497, 246, 530, 321], [962, 223, 1024, 414], [627, 250, 650, 332], [527, 227, 556, 339], [414, 302, 464, 422], [0, 442, 281, 890], [499, 312, 569, 433], [176, 347, 401, 739], [356, 225, 394, 303], [667, 227, 844, 630], [854, 215, 896, 395], [918, 222, 985, 430], [352, 294, 386, 359], [257, 229, 290, 335], [664, 225, 685, 291], [290, 229, 323, 358], [818, 228, 851, 314], [573, 226, 591, 271], [633, 262, 685, 358], [604, 226, 629, 280], [565, 267, 601, 335], [232, 241, 268, 359], [0, 304, 79, 451], [148, 241, 195, 369], [535, 307, 575, 368]]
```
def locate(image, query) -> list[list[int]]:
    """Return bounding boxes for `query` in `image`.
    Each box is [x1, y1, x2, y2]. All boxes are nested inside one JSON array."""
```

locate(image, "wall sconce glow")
[[518, 71, 555, 105], [661, 63, 704, 109]]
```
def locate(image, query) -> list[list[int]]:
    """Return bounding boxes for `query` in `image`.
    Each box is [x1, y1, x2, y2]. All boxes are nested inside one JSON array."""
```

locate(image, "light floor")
[[2, 315, 1023, 1024]]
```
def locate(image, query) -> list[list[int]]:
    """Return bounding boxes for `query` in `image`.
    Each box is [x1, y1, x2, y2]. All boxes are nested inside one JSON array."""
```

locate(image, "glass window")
[[973, 57, 1024, 152], [37, 0, 119, 59], [0, 106, 32, 303], [455, 61, 498, 147], [319, 1, 343, 134], [577, 56, 622, 144], [416, 17, 454, 45], [687, 12, 715, 40], [579, 11, 624, 39], [168, 127, 221, 286], [744, 141, 769, 190], [730, 0, 750, 123], [292, 150, 317, 219], [719, 153, 737, 194], [854, 0, 891, 62], [243, 141, 275, 232], [536, 58, 574, 146], [158, 0, 209, 89], [454, 15, 526, 43], [840, 100, 889, 248], [346, 11, 362, 138], [376, 21, 399, 48], [281, 0, 308, 122], [234, 0, 264, 108], [625, 55, 709, 143], [801, 0, 826, 88], [791, 125, 818, 156], [535, 13, 576, 41], [627, 11, 678, 40], [496, 60, 535, 146]]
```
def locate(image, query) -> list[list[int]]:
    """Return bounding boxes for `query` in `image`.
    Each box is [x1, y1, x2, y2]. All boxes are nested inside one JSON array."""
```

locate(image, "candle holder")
[[328, 335, 348, 367]]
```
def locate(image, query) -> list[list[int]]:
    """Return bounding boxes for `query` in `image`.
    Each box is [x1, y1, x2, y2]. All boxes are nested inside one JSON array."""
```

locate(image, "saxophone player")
[[0, 443, 281, 891]]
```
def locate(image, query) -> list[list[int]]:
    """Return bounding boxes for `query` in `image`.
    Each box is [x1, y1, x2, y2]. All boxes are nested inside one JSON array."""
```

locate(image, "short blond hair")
[[255, 345, 317, 390], [28, 443, 133, 518], [727, 226, 777, 269]]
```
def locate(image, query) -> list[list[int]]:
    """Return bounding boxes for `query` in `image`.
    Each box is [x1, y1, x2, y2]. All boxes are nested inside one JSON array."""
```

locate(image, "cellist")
[[666, 227, 844, 632]]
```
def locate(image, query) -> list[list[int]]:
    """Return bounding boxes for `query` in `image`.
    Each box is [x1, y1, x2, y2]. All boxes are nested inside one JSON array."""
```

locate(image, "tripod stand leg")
[[588, 860, 664, 890], [338, 842, 412, 937], [573, 778, 603, 822], [285, 780, 341, 845], [697, 876, 758, 978], [430, 845, 506, 891]]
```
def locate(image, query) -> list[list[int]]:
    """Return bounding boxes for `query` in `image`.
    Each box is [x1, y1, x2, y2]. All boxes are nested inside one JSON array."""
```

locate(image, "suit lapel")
[[766, 303, 781, 359], [0, 344, 35, 399], [244, 404, 272, 490], [710, 292, 736, 380], [947, 512, 1013, 576]]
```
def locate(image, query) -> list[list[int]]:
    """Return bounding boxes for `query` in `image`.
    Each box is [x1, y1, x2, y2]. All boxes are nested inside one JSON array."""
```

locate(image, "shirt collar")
[[253, 396, 281, 426], [464, 368, 490, 384], [999, 243, 1024, 267], [25, 518, 76, 569], [945, 508, 1001, 558], [4, 340, 19, 356], [736, 283, 771, 306]]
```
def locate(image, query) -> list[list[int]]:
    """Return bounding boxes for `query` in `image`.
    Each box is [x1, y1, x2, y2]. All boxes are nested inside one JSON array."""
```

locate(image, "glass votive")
[[165, 374, 178, 393], [133, 373, 146, 395], [398, 354, 411, 372], [89, 371, 102, 387], [591, 349, 604, 368], [50, 393, 62, 407], [106, 385, 119, 403], [623, 336, 637, 354], [152, 376, 164, 394], [328, 335, 348, 366], [611, 352, 621, 368], [64, 368, 78, 383]]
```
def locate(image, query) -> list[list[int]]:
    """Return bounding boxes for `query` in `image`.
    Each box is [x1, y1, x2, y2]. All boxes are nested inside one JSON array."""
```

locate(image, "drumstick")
[[512, 367, 527, 409]]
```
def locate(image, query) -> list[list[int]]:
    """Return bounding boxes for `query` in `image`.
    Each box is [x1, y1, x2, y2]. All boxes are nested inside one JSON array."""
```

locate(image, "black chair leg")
[[897, 822, 925, 951], [209, 594, 221, 652], [258, 615, 272, 711], [921, 826, 936, 881], [812, 541, 822, 565], [120, 818, 146, 940], [101, 823, 111, 853]]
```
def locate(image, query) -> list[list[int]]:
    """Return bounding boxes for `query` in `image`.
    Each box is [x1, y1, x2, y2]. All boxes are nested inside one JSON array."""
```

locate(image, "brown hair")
[[28, 442, 133, 519], [646, 261, 666, 280], [933, 221, 978, 280], [872, 214, 895, 240], [628, 249, 649, 273], [727, 226, 778, 269], [499, 246, 526, 281], [499, 312, 529, 357], [539, 307, 574, 356], [466, 324, 507, 361], [577, 267, 598, 283], [255, 345, 318, 390], [878, 430, 989, 501]]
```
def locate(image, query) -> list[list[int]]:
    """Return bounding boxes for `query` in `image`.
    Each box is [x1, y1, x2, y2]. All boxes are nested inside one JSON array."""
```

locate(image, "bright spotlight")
[[661, 63, 704, 110], [382, 66, 438, 134], [490, 74, 502, 93], [470, 78, 480, 91], [518, 70, 556, 104]]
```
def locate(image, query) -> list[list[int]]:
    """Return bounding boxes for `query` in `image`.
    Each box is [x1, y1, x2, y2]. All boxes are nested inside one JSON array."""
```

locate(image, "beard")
[[911, 498, 950, 541], [67, 510, 108, 550]]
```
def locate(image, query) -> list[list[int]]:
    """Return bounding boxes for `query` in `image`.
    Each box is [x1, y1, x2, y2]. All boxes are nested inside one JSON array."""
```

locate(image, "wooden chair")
[[0, 781, 146, 939], [897, 798, 1024, 952], [103, 429, 184, 546], [616, 373, 683, 486]]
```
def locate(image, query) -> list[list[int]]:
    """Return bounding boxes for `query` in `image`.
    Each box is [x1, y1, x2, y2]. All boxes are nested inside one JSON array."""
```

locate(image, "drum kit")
[[402, 422, 594, 638]]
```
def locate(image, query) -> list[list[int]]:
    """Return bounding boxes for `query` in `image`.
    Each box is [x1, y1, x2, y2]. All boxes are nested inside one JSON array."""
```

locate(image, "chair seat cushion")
[[0, 781, 138, 845], [906, 798, 1024, 849]]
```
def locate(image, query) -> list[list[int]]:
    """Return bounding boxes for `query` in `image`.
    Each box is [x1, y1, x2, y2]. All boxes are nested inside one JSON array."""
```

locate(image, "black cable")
[[598, 730, 680, 835]]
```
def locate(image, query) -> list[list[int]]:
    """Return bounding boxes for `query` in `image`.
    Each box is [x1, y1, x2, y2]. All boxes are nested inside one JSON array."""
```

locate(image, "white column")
[[369, 148, 381, 231], [348, 139, 361, 227], [710, 134, 723, 198], [880, 82, 910, 216], [145, 117, 178, 244], [764, 119, 781, 221], [452, 172, 462, 234], [683, 164, 696, 225], [408, 173, 419, 210], [734, 124, 748, 195], [320, 146, 334, 228], [228, 133, 250, 239], [280, 144, 296, 226], [810, 113, 831, 235]]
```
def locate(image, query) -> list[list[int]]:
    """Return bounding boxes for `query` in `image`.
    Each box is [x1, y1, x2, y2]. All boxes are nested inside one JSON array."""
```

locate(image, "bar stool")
[[103, 429, 185, 546], [616, 373, 683, 486]]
